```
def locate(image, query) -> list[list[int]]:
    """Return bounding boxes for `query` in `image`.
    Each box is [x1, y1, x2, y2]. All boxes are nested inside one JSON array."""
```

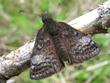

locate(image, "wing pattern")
[[57, 22, 100, 64], [30, 27, 64, 80]]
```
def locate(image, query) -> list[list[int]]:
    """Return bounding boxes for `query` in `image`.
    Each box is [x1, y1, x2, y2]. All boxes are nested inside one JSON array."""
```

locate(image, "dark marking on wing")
[[30, 26, 64, 80]]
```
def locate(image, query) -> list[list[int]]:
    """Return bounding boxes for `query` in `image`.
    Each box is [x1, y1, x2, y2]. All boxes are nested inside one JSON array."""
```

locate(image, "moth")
[[30, 13, 100, 80]]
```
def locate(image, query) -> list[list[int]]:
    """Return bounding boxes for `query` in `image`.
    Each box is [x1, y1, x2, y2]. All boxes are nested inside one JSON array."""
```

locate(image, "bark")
[[1, 0, 110, 82]]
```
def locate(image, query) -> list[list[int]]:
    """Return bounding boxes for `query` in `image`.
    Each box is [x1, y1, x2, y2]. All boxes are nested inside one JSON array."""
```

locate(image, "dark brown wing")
[[30, 27, 64, 80], [57, 22, 100, 64]]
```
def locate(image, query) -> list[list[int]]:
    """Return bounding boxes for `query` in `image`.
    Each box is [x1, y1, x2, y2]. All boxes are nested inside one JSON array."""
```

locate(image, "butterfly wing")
[[58, 22, 100, 64], [30, 27, 64, 80]]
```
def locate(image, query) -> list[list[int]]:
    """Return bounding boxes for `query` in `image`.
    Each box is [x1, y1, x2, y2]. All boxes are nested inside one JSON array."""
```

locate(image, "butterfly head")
[[41, 13, 54, 23], [41, 13, 58, 36]]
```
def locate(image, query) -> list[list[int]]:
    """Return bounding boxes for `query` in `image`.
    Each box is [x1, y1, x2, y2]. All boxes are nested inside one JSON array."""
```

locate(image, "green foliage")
[[0, 0, 109, 83]]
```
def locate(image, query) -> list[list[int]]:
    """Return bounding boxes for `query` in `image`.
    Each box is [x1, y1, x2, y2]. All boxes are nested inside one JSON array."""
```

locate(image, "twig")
[[86, 61, 109, 71]]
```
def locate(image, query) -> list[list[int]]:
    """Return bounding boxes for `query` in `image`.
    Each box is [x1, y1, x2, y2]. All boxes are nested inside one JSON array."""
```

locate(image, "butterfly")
[[30, 13, 100, 80]]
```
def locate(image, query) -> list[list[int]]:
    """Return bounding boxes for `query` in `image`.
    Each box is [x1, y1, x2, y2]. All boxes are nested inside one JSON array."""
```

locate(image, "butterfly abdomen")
[[52, 36, 69, 61]]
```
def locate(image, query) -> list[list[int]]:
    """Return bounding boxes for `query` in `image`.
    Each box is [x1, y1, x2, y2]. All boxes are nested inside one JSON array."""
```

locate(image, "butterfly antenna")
[[19, 9, 41, 17]]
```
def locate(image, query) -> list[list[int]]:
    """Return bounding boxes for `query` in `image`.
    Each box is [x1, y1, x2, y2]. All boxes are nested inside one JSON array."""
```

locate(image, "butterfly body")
[[30, 13, 100, 80]]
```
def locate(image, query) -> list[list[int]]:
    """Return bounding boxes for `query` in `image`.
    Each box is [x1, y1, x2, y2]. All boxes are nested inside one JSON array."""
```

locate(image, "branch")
[[1, 0, 110, 82], [68, 0, 110, 34]]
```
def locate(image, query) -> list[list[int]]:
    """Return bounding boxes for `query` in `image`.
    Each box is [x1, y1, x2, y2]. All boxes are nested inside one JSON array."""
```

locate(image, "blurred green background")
[[0, 0, 110, 83]]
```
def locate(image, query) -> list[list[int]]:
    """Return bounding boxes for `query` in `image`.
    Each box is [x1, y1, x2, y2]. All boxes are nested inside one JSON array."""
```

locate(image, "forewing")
[[30, 27, 64, 80], [58, 22, 100, 64]]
